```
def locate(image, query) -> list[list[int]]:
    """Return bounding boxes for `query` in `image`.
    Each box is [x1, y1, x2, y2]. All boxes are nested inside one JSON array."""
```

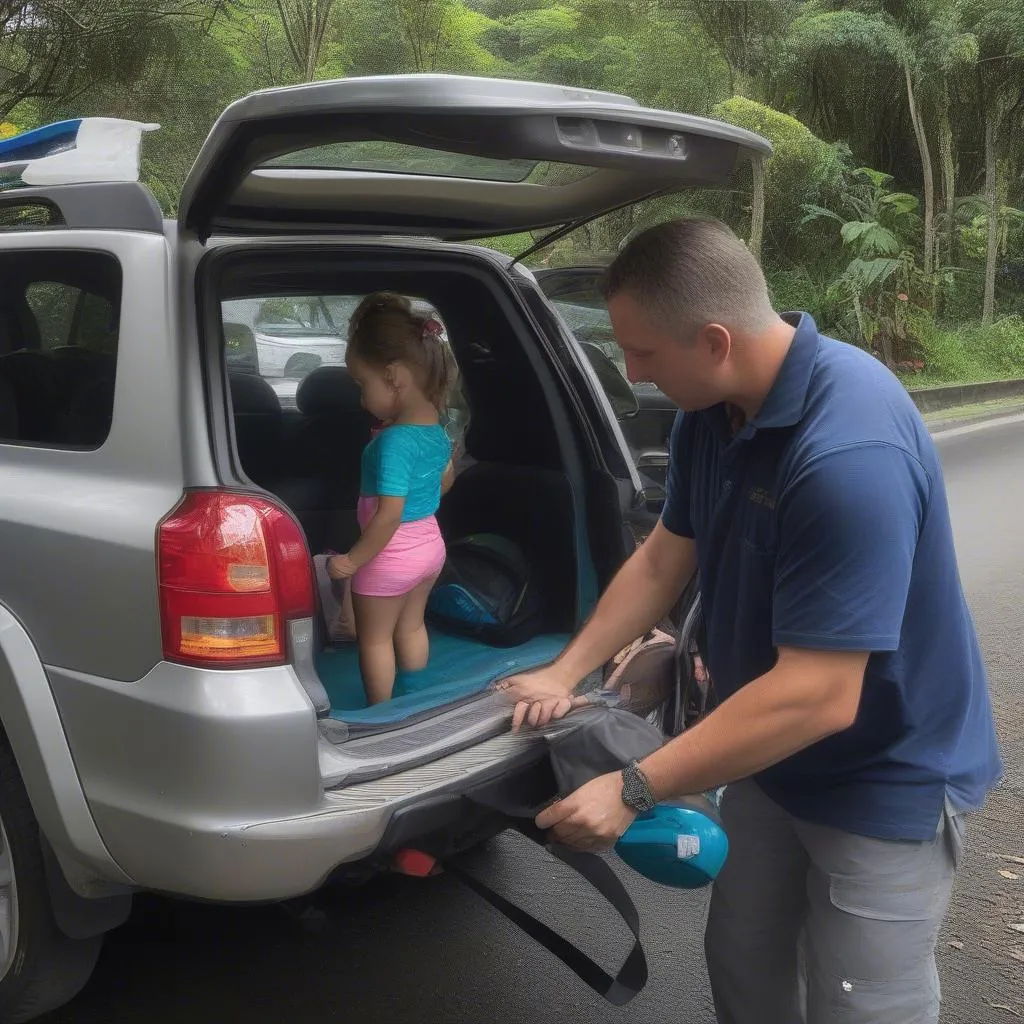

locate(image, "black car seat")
[[0, 374, 18, 440], [0, 350, 57, 443], [228, 372, 283, 487], [48, 347, 117, 444], [274, 366, 374, 555], [48, 346, 113, 409], [437, 414, 579, 634], [62, 376, 116, 447]]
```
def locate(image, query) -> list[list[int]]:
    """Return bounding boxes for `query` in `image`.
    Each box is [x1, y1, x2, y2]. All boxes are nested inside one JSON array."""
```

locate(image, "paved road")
[[45, 416, 1024, 1024]]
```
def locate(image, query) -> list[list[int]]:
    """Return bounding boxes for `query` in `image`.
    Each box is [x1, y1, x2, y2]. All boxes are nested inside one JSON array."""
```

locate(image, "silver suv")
[[0, 75, 768, 1020]]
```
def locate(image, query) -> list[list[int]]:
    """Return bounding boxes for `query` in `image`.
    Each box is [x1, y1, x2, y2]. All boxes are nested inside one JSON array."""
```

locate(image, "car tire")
[[284, 353, 321, 378], [0, 732, 103, 1023]]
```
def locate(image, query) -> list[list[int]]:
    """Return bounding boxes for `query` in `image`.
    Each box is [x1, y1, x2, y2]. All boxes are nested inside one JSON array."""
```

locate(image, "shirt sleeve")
[[661, 411, 695, 538], [373, 429, 415, 498], [772, 443, 929, 652]]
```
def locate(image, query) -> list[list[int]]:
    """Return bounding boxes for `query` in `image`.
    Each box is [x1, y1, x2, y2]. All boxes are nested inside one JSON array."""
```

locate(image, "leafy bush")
[[765, 265, 831, 321], [905, 315, 1024, 385], [712, 96, 846, 258]]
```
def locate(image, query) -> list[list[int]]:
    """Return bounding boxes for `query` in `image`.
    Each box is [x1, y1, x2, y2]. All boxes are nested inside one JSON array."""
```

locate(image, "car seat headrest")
[[296, 366, 364, 418], [229, 371, 281, 419]]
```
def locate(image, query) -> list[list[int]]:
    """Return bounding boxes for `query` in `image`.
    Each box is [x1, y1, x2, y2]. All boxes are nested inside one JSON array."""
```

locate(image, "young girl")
[[327, 292, 455, 705]]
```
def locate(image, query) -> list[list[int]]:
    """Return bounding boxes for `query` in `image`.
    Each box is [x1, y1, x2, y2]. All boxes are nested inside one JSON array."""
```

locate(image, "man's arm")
[[537, 646, 867, 848], [640, 646, 866, 798], [504, 522, 696, 728]]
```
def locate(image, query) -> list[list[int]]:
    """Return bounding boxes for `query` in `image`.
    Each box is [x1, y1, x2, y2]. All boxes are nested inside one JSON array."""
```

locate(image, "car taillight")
[[158, 490, 314, 668]]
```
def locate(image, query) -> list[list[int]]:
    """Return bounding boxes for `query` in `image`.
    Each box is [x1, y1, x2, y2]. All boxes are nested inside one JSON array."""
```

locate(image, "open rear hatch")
[[179, 73, 771, 241], [187, 74, 769, 773]]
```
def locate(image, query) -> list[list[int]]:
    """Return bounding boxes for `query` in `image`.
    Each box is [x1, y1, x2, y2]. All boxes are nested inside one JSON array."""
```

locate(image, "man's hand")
[[495, 666, 587, 732], [535, 772, 636, 852], [327, 554, 356, 580]]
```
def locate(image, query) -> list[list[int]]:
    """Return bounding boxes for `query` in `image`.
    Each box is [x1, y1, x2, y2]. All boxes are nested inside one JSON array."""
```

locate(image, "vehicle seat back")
[[0, 373, 17, 439], [275, 366, 373, 554], [0, 350, 57, 442], [229, 372, 282, 487]]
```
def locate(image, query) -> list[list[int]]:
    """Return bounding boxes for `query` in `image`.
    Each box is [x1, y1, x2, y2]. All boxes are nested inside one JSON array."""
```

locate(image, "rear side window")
[[0, 201, 63, 230], [0, 250, 121, 449]]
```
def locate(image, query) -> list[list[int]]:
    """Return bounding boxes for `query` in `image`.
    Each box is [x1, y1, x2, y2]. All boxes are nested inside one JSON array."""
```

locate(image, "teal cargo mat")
[[316, 629, 568, 726]]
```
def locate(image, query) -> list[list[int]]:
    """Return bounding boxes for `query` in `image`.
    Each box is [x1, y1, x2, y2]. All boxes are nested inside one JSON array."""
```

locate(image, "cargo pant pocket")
[[809, 969, 941, 1023], [798, 816, 957, 1024]]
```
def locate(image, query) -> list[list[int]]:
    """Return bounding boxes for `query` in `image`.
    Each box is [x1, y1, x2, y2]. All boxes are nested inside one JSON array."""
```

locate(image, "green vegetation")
[[908, 316, 1024, 386], [2, 0, 1023, 384]]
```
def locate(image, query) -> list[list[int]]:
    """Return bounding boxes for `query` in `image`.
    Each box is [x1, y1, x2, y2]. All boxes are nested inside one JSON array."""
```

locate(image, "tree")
[[963, 0, 1024, 323], [394, 0, 452, 72], [712, 96, 845, 261], [0, 1, 232, 119], [676, 0, 799, 98], [275, 0, 336, 81], [780, 7, 941, 276]]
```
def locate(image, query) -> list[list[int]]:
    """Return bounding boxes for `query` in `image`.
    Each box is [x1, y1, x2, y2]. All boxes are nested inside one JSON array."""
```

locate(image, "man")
[[500, 217, 1001, 1024]]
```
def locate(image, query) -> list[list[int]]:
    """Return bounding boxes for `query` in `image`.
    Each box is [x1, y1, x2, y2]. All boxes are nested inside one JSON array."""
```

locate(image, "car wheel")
[[284, 353, 322, 378], [0, 732, 103, 1023]]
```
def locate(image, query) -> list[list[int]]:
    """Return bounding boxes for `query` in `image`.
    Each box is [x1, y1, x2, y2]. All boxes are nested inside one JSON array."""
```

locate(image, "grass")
[[895, 316, 1024, 388]]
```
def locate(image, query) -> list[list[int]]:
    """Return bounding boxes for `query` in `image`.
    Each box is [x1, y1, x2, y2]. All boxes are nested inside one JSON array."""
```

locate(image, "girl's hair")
[[347, 291, 452, 411]]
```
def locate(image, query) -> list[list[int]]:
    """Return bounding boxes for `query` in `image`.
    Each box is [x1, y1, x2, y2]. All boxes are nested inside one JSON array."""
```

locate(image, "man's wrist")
[[548, 657, 583, 695], [620, 759, 657, 814]]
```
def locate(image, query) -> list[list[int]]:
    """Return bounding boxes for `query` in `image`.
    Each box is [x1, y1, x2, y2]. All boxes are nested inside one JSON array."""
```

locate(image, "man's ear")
[[701, 323, 732, 365]]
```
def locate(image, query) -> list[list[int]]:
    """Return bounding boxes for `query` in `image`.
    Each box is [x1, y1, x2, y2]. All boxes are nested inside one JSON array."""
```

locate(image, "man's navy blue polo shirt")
[[662, 313, 1002, 840]]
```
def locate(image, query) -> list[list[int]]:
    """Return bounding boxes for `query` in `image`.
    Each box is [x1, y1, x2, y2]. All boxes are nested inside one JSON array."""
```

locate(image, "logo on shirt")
[[748, 486, 776, 510]]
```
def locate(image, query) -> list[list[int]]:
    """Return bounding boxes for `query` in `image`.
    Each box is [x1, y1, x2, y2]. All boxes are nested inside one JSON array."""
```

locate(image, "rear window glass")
[[0, 201, 63, 230], [221, 296, 350, 403], [220, 293, 464, 427], [263, 141, 595, 185]]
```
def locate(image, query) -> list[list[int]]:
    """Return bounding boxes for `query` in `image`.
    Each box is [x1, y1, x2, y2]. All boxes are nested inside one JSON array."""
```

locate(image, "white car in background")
[[223, 295, 449, 408], [223, 295, 352, 379]]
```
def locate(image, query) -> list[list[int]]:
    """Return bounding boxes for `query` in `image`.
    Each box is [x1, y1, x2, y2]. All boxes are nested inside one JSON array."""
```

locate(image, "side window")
[[0, 251, 122, 449]]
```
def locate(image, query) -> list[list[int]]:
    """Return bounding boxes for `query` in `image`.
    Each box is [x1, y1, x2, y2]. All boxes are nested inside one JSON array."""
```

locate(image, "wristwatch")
[[620, 759, 657, 814]]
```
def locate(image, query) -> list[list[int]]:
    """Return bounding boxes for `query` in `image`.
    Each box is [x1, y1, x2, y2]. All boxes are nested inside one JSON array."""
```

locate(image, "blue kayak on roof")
[[0, 117, 159, 190]]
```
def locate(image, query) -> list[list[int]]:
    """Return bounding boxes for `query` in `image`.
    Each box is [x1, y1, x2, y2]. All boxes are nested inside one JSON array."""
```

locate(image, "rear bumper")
[[87, 733, 551, 902], [49, 660, 549, 902]]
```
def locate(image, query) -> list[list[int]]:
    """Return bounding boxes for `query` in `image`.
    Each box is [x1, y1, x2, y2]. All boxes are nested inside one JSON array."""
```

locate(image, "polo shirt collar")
[[749, 312, 820, 430]]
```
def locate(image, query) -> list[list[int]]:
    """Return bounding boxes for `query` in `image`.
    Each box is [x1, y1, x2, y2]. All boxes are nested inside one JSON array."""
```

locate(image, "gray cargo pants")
[[705, 779, 965, 1024]]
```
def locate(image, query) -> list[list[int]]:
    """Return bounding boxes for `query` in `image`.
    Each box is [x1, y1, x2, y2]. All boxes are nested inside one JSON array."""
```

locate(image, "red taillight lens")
[[158, 491, 314, 667]]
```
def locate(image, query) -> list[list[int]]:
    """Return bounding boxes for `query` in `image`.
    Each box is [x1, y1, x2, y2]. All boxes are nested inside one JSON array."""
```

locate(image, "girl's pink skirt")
[[351, 496, 447, 598]]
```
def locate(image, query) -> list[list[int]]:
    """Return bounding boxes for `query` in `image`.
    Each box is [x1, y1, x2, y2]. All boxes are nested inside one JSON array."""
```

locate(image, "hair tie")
[[422, 317, 443, 340]]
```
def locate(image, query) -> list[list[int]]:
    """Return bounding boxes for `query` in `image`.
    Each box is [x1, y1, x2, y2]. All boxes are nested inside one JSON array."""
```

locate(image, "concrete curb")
[[908, 378, 1024, 413], [928, 403, 1024, 435]]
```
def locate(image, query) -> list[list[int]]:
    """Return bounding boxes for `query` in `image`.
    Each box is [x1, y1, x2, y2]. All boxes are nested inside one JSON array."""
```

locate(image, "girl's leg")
[[394, 573, 440, 672], [352, 592, 407, 705]]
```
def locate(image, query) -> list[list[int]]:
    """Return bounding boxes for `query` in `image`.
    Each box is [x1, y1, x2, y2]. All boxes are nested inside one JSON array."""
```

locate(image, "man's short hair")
[[601, 217, 775, 338]]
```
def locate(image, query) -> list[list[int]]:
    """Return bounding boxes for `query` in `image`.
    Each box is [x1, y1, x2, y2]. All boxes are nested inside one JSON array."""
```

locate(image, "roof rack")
[[0, 118, 164, 233]]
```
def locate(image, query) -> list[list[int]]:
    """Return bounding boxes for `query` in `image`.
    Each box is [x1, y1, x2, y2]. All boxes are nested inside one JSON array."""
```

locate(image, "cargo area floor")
[[316, 629, 569, 726]]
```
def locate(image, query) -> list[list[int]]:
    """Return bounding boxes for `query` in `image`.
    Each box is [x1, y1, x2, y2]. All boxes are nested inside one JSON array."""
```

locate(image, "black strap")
[[447, 798, 648, 1006]]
